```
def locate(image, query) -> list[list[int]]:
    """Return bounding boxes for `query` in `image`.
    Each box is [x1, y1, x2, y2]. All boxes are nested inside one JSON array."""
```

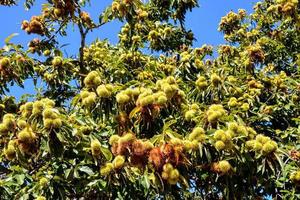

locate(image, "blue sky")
[[0, 0, 257, 99]]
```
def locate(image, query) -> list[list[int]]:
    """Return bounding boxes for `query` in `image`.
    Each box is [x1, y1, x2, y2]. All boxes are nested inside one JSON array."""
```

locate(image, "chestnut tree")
[[0, 0, 300, 199]]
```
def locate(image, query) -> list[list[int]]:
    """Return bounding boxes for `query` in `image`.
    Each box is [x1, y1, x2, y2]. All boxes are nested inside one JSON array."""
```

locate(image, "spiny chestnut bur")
[[4, 141, 16, 160], [80, 91, 96, 107], [32, 101, 44, 116], [52, 56, 63, 68], [0, 57, 10, 68], [210, 73, 222, 87], [36, 196, 46, 200], [80, 11, 93, 27], [51, 0, 76, 19], [132, 139, 146, 156], [96, 84, 114, 98], [112, 155, 125, 169], [212, 160, 232, 175], [17, 120, 27, 129], [100, 163, 114, 176], [17, 127, 36, 144], [195, 76, 208, 90], [20, 102, 33, 117], [119, 132, 135, 144], [74, 125, 90, 136], [39, 177, 48, 188], [43, 50, 51, 56], [228, 97, 238, 107], [0, 113, 16, 134], [116, 92, 131, 104], [184, 103, 200, 121], [246, 134, 278, 155], [84, 71, 101, 88], [148, 147, 164, 169], [116, 87, 141, 105], [215, 140, 226, 151], [111, 133, 135, 156], [213, 130, 232, 151], [188, 127, 206, 142], [155, 76, 184, 100], [136, 90, 155, 107], [156, 94, 168, 105], [206, 104, 226, 123], [91, 139, 101, 157], [184, 109, 197, 121], [290, 170, 300, 185], [109, 134, 120, 145], [42, 108, 62, 129], [162, 163, 180, 185], [21, 99, 55, 118], [241, 102, 250, 111], [183, 140, 198, 151], [21, 16, 45, 35], [130, 139, 154, 166]]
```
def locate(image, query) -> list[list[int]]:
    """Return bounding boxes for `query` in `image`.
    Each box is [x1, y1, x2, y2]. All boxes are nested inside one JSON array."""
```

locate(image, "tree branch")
[[77, 18, 88, 87]]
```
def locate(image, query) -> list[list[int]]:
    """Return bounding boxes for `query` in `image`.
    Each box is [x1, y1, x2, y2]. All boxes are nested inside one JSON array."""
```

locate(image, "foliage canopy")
[[0, 0, 300, 199]]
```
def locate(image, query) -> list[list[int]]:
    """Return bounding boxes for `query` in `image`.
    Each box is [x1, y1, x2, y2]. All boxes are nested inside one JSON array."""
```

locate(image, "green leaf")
[[5, 33, 18, 44], [100, 7, 113, 24], [14, 174, 25, 185], [150, 134, 163, 144], [101, 147, 113, 161], [19, 194, 29, 200], [79, 166, 94, 176], [129, 106, 141, 119], [166, 130, 183, 139], [87, 179, 98, 187], [64, 168, 74, 180], [98, 179, 107, 188], [141, 175, 150, 190], [162, 119, 177, 133], [274, 153, 284, 171]]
